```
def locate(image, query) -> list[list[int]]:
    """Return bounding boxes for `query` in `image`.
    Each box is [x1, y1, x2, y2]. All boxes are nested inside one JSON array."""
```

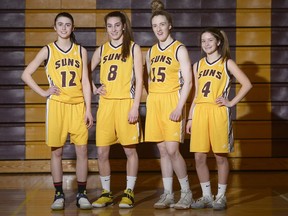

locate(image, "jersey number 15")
[[151, 67, 166, 82]]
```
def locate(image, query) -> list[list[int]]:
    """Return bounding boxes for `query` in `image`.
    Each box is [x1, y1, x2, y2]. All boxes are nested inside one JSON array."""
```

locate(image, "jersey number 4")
[[202, 81, 211, 97]]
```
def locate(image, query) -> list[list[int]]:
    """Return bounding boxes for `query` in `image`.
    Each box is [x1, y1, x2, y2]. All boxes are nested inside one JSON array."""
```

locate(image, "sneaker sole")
[[78, 204, 92, 210], [154, 204, 174, 209], [92, 202, 114, 208], [51, 205, 64, 211], [213, 206, 227, 211], [191, 204, 213, 209], [119, 204, 134, 209], [174, 205, 191, 210]]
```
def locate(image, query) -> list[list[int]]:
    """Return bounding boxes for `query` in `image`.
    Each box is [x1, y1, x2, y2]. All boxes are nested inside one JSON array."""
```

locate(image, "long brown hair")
[[54, 12, 77, 44], [200, 28, 231, 62], [104, 11, 133, 59]]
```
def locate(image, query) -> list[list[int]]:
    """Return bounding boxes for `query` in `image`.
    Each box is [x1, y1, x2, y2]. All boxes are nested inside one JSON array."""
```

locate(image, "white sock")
[[163, 177, 173, 194], [178, 175, 190, 191], [200, 181, 212, 197], [126, 176, 137, 191], [100, 175, 111, 192], [217, 184, 227, 196]]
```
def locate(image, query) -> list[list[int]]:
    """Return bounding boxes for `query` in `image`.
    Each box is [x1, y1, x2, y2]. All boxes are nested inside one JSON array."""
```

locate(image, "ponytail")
[[104, 11, 133, 59], [220, 30, 231, 62]]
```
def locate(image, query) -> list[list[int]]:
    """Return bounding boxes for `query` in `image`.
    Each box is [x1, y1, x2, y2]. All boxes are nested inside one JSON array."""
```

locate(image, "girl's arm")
[[170, 45, 192, 121], [143, 49, 151, 93], [128, 44, 143, 124], [216, 59, 252, 107], [21, 47, 59, 97], [186, 63, 198, 134], [90, 46, 106, 95], [81, 47, 94, 128]]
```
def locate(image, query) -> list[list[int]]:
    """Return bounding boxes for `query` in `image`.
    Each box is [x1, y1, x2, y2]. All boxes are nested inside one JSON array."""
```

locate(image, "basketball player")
[[186, 28, 252, 210], [90, 11, 143, 209], [21, 12, 93, 210], [145, 0, 193, 209]]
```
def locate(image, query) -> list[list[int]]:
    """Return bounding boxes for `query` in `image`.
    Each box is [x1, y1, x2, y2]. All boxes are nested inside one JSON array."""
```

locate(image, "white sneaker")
[[51, 192, 65, 210], [76, 191, 92, 209], [213, 194, 227, 210], [174, 189, 194, 210], [191, 195, 213, 209], [154, 191, 175, 209]]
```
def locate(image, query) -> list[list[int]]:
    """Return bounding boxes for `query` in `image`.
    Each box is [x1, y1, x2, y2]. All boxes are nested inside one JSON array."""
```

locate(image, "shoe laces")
[[214, 194, 225, 203], [178, 190, 192, 203], [100, 190, 113, 198], [159, 192, 171, 202], [122, 189, 134, 202], [54, 192, 65, 200], [77, 190, 88, 199], [200, 196, 212, 202]]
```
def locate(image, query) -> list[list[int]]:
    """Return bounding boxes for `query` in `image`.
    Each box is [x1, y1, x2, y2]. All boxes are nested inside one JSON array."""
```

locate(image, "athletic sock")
[[100, 175, 111, 192]]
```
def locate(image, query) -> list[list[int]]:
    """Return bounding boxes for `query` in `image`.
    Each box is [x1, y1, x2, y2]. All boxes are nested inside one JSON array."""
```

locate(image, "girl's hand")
[[216, 96, 232, 107], [84, 111, 94, 129], [186, 119, 192, 134], [128, 106, 139, 124], [170, 108, 182, 122], [94, 84, 106, 96], [46, 86, 60, 97]]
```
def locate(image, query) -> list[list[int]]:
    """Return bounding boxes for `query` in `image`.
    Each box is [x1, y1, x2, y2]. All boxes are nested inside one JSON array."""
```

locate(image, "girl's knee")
[[124, 147, 137, 158]]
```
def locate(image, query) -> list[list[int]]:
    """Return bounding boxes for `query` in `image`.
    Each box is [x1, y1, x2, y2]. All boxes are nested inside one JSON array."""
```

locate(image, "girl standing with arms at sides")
[[90, 11, 143, 209], [186, 28, 252, 210], [21, 12, 94, 210], [145, 0, 193, 209]]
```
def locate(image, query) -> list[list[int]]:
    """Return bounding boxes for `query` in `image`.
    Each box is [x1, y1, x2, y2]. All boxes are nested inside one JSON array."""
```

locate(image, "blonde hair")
[[151, 0, 164, 13]]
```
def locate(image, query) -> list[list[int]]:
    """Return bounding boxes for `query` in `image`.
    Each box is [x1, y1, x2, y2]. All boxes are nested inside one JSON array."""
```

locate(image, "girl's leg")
[[50, 147, 65, 210], [154, 142, 175, 209], [165, 141, 193, 209], [214, 153, 229, 195], [51, 147, 64, 192], [123, 145, 138, 190], [92, 146, 113, 208], [213, 153, 229, 210]]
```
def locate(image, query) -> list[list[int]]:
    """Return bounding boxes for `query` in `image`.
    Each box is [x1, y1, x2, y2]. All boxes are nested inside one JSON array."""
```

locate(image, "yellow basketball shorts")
[[96, 98, 143, 146], [190, 103, 234, 153], [46, 99, 88, 147], [145, 92, 185, 143]]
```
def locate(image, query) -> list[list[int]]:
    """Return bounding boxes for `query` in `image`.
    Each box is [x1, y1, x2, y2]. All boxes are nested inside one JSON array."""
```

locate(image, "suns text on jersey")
[[55, 58, 80, 69], [198, 69, 222, 80], [150, 55, 172, 66], [102, 53, 126, 64]]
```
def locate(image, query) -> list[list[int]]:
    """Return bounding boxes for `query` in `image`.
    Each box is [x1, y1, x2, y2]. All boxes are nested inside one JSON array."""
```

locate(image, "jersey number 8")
[[108, 65, 118, 81]]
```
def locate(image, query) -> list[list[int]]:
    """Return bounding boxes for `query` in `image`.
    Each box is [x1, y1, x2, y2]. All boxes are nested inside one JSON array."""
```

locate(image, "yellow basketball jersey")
[[148, 40, 184, 93], [100, 41, 135, 99], [45, 42, 84, 104], [194, 57, 232, 104]]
